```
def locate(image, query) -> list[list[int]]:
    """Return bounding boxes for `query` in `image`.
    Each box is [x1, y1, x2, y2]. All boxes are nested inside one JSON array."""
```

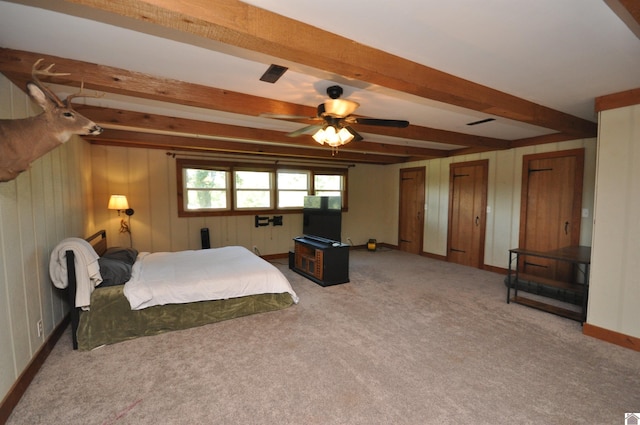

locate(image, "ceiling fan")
[[265, 85, 409, 150]]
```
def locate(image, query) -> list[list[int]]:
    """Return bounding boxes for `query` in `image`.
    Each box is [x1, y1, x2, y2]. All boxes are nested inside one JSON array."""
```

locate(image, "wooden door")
[[398, 167, 425, 254], [519, 149, 584, 281], [447, 160, 488, 268]]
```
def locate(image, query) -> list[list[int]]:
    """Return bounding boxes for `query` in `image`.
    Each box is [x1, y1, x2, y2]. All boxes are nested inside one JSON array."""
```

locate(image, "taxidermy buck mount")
[[0, 59, 103, 182]]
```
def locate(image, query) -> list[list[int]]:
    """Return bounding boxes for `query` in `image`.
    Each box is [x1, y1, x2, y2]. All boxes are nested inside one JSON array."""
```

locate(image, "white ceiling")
[[0, 0, 639, 158]]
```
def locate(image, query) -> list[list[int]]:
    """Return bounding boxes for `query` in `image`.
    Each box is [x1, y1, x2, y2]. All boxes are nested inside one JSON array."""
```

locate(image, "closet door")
[[398, 167, 425, 254], [447, 160, 488, 268], [519, 149, 584, 280]]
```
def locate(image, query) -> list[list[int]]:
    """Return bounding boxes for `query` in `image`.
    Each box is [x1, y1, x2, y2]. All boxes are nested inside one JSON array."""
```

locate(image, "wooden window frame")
[[176, 158, 348, 217]]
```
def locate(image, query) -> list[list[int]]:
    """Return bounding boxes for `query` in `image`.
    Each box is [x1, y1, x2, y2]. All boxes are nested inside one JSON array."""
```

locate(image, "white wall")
[[589, 104, 640, 339], [0, 74, 93, 403]]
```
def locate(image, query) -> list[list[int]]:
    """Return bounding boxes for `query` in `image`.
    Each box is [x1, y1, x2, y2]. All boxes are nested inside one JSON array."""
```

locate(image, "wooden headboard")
[[86, 229, 107, 256]]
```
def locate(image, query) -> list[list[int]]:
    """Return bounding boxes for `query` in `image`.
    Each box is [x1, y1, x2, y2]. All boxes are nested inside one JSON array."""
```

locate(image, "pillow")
[[102, 247, 138, 265], [97, 257, 132, 287]]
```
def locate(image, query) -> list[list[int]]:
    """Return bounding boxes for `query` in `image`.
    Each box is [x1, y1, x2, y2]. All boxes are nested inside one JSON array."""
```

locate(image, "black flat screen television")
[[302, 196, 342, 242]]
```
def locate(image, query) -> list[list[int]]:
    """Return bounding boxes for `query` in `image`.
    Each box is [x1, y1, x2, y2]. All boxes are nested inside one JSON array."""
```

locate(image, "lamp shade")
[[323, 99, 359, 117], [108, 195, 129, 210]]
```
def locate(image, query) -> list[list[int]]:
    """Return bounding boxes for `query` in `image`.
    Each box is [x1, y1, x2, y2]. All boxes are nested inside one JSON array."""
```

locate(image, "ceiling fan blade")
[[287, 124, 323, 137], [352, 118, 410, 128], [345, 126, 363, 142]]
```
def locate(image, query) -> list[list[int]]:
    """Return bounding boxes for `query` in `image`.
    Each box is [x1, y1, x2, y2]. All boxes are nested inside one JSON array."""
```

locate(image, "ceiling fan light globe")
[[324, 99, 359, 117], [313, 125, 355, 148], [337, 127, 354, 144], [324, 126, 339, 145], [312, 128, 326, 144], [325, 125, 337, 137]]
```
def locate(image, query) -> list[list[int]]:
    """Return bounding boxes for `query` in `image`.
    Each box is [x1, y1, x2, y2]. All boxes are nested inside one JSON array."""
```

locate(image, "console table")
[[506, 246, 591, 322], [292, 236, 349, 286]]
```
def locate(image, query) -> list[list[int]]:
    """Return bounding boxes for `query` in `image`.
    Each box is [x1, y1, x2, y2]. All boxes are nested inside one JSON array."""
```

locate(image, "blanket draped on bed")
[[49, 238, 102, 309], [78, 286, 295, 350]]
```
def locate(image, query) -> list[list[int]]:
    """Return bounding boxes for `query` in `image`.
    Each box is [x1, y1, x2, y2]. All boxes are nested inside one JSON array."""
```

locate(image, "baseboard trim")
[[261, 252, 288, 261], [583, 323, 640, 352], [483, 264, 508, 275], [0, 315, 69, 424], [420, 251, 447, 262]]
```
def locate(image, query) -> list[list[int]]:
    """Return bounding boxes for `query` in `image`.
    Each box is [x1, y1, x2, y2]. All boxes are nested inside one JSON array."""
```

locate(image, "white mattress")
[[123, 246, 298, 310]]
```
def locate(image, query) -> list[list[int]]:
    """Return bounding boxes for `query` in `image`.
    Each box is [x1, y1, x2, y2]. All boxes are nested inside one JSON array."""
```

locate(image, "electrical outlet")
[[37, 319, 43, 337]]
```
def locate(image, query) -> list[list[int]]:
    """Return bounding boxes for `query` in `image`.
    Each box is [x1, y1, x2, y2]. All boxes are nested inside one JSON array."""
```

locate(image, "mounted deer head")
[[0, 59, 103, 182]]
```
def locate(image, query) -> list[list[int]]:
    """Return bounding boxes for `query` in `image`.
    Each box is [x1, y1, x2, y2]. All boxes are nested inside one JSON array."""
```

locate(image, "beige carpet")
[[7, 248, 640, 424]]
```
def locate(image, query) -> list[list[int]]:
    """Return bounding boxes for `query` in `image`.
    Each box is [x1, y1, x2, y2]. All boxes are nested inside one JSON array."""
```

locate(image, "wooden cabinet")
[[506, 246, 590, 322], [293, 236, 349, 286]]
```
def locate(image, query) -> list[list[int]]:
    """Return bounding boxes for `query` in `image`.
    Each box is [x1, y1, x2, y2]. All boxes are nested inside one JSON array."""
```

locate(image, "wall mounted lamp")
[[107, 195, 134, 217], [108, 195, 135, 246]]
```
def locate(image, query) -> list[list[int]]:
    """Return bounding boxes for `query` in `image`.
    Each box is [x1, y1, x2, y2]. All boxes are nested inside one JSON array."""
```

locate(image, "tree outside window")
[[185, 168, 227, 209]]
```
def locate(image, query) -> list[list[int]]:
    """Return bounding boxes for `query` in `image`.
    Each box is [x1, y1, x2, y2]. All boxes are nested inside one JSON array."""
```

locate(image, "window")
[[278, 171, 309, 208], [183, 166, 229, 211], [177, 159, 347, 217], [315, 174, 344, 198], [235, 170, 272, 209]]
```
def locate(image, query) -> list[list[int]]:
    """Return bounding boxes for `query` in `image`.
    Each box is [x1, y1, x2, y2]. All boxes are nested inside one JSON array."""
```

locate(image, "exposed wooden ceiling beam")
[[0, 48, 510, 151], [85, 129, 416, 164], [605, 0, 640, 40], [0, 48, 311, 117], [594, 87, 640, 112], [0, 46, 582, 162], [75, 106, 447, 161], [509, 132, 594, 149], [64, 0, 597, 138]]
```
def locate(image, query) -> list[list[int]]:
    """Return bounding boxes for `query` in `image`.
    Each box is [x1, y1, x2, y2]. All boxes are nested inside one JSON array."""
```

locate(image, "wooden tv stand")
[[292, 236, 349, 286]]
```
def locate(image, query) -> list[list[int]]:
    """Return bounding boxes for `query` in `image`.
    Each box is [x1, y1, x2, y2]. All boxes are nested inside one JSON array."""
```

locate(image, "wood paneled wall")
[[589, 104, 640, 338], [0, 74, 93, 402], [90, 146, 397, 255], [388, 139, 597, 269], [91, 137, 596, 271]]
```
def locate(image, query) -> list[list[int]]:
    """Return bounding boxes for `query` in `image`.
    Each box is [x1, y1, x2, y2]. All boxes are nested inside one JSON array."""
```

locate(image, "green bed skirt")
[[77, 285, 295, 351]]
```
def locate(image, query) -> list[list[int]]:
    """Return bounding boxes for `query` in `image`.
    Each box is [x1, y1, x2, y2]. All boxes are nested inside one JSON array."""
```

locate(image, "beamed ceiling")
[[0, 0, 639, 165]]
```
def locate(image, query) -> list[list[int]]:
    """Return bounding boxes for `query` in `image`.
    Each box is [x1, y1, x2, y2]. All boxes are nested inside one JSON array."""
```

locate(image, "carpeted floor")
[[7, 248, 640, 424]]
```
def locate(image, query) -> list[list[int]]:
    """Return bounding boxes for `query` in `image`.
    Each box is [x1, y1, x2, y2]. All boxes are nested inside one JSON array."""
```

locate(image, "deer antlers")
[[31, 58, 103, 107], [31, 59, 71, 107]]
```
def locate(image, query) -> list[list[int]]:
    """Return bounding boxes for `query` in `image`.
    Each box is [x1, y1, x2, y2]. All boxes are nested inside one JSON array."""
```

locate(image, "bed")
[[50, 230, 298, 350]]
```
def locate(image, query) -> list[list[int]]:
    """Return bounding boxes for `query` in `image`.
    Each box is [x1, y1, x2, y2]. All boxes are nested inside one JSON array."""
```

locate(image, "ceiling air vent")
[[466, 118, 496, 126], [260, 64, 288, 83]]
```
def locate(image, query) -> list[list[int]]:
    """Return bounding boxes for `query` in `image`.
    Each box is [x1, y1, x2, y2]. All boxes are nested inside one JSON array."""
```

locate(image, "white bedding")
[[123, 246, 299, 310]]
